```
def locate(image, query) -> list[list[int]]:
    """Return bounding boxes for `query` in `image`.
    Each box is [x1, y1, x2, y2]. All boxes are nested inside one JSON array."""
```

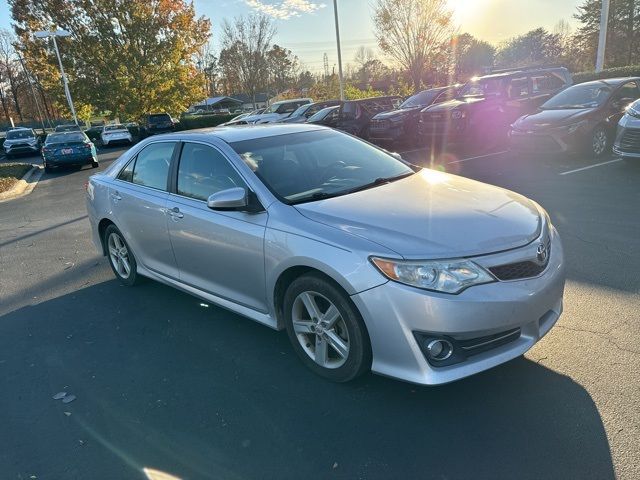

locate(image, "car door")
[[110, 141, 179, 277], [504, 75, 531, 123], [166, 141, 268, 313]]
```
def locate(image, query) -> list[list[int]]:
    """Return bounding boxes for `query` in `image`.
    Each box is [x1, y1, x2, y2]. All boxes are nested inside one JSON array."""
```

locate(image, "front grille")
[[369, 119, 389, 130], [510, 134, 561, 152], [489, 238, 551, 281], [619, 128, 640, 152]]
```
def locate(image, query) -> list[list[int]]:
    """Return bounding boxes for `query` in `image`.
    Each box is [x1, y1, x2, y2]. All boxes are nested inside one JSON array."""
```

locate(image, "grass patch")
[[0, 163, 33, 193]]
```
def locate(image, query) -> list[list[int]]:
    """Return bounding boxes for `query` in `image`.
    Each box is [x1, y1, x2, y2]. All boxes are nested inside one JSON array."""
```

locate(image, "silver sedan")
[[86, 124, 565, 385]]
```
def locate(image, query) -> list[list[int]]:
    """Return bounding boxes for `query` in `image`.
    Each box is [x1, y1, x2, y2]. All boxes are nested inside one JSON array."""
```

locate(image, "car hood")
[[423, 97, 485, 113], [372, 106, 421, 120], [514, 108, 595, 129], [294, 169, 541, 259]]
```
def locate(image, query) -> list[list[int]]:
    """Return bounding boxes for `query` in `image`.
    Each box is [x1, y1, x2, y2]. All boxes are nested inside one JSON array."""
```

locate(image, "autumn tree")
[[0, 30, 23, 121], [372, 0, 454, 89], [221, 15, 275, 108], [450, 33, 495, 82], [267, 44, 299, 94], [10, 0, 211, 120]]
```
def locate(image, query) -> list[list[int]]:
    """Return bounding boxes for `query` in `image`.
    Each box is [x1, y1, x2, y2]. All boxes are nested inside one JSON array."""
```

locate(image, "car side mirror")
[[207, 187, 263, 213]]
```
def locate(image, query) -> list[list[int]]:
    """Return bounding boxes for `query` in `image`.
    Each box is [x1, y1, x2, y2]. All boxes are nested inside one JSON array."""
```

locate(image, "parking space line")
[[447, 150, 509, 164], [559, 158, 623, 176]]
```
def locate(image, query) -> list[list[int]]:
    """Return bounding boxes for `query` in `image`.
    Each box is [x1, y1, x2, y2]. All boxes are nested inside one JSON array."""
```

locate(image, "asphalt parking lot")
[[0, 142, 638, 480]]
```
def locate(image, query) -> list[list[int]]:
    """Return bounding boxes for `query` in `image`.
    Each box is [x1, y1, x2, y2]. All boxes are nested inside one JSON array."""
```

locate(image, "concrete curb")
[[0, 164, 44, 203]]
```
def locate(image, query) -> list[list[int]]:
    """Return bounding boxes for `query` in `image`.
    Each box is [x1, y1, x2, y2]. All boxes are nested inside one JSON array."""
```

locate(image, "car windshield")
[[400, 89, 441, 108], [308, 107, 338, 122], [290, 104, 310, 117], [230, 129, 415, 204], [104, 124, 127, 131], [46, 132, 86, 144], [6, 130, 34, 140], [540, 83, 613, 109], [263, 103, 284, 114], [459, 78, 503, 97]]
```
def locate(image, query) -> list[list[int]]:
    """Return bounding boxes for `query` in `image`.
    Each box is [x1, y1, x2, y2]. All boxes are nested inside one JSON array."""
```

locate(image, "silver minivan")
[[86, 124, 565, 385]]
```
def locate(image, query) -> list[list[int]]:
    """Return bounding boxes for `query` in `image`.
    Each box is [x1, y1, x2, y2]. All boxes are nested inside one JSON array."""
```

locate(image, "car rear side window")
[[508, 76, 529, 99], [531, 72, 566, 93], [129, 142, 176, 190], [177, 143, 245, 201]]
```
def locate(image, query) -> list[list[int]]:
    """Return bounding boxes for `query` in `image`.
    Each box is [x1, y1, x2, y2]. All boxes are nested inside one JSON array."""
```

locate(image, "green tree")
[[450, 33, 495, 82], [10, 0, 210, 120], [574, 0, 639, 69], [372, 0, 454, 89], [495, 28, 563, 68]]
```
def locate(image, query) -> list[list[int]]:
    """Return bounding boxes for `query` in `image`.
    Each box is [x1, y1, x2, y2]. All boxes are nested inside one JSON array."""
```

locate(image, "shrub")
[[573, 65, 640, 84]]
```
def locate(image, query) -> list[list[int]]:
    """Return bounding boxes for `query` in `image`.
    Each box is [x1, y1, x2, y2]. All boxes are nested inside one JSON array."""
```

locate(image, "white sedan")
[[100, 124, 133, 147]]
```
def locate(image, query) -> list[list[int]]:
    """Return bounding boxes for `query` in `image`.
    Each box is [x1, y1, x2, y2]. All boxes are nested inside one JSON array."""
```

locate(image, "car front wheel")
[[591, 126, 609, 158], [283, 273, 371, 382], [104, 225, 139, 286]]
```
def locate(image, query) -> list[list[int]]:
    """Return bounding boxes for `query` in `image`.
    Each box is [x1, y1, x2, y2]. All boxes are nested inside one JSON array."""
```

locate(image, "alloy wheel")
[[107, 232, 131, 279], [291, 291, 350, 369], [592, 129, 608, 156]]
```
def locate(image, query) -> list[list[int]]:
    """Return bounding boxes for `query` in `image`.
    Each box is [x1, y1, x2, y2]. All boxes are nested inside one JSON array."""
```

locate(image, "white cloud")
[[245, 0, 326, 20]]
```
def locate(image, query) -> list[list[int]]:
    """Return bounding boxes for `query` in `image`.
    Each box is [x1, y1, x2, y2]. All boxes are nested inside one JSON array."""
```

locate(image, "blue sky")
[[0, 0, 584, 72]]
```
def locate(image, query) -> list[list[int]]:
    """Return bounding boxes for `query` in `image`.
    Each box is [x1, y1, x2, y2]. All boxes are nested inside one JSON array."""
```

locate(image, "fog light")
[[425, 339, 453, 361]]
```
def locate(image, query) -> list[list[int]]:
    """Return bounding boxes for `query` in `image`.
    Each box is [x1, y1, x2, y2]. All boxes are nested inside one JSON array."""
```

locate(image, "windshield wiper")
[[343, 171, 416, 195]]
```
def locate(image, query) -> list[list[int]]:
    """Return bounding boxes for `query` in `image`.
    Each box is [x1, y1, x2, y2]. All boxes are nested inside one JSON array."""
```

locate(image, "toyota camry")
[[85, 124, 565, 385]]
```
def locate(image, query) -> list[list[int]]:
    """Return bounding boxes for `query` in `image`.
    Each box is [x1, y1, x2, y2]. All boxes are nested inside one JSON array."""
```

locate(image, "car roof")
[[272, 98, 313, 105], [345, 95, 402, 103], [575, 77, 640, 87], [156, 123, 327, 144]]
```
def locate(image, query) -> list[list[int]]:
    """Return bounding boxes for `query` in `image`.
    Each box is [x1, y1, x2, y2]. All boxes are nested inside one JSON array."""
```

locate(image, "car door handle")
[[168, 206, 183, 219], [111, 191, 122, 201]]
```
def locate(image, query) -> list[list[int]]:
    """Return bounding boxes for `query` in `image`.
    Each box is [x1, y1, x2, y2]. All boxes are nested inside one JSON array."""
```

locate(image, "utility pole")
[[34, 30, 79, 126], [332, 0, 345, 101], [595, 0, 611, 72]]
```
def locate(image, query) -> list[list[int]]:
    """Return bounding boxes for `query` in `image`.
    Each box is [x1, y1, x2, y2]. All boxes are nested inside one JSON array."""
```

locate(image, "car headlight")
[[451, 110, 465, 120], [370, 257, 495, 294]]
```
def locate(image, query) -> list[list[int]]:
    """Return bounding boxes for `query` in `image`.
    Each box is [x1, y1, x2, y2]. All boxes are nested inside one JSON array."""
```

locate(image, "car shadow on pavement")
[[0, 279, 615, 480]]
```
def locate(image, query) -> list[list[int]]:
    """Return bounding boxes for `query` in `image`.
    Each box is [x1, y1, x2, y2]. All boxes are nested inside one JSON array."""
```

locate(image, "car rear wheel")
[[283, 273, 371, 382], [591, 126, 609, 158], [91, 159, 99, 168], [104, 225, 139, 286]]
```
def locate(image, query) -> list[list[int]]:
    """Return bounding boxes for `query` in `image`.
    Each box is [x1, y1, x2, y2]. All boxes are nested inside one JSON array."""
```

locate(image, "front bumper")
[[351, 229, 565, 385], [509, 128, 586, 154], [5, 144, 39, 155]]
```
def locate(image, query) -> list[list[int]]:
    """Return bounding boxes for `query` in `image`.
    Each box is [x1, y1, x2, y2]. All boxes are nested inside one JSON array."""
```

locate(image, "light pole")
[[595, 0, 610, 72], [332, 0, 345, 101], [34, 29, 79, 126]]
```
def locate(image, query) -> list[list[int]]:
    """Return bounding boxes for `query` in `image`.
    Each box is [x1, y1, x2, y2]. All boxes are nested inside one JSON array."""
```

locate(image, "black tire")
[[103, 224, 140, 286], [590, 125, 609, 158], [283, 273, 371, 382], [91, 159, 99, 168]]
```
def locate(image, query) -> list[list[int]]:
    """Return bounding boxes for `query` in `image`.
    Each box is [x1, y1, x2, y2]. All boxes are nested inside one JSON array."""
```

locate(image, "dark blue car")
[[42, 131, 98, 172]]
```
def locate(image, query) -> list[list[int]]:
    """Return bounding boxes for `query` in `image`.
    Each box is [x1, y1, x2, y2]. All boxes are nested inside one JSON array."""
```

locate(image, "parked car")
[[240, 98, 313, 124], [141, 113, 177, 137], [368, 86, 460, 147], [511, 77, 640, 157], [307, 105, 341, 126], [54, 124, 81, 132], [86, 124, 564, 385], [419, 67, 572, 147], [3, 127, 41, 158], [100, 124, 134, 147], [613, 98, 640, 159], [42, 131, 98, 172], [332, 96, 403, 138], [277, 100, 342, 124], [84, 124, 104, 142]]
